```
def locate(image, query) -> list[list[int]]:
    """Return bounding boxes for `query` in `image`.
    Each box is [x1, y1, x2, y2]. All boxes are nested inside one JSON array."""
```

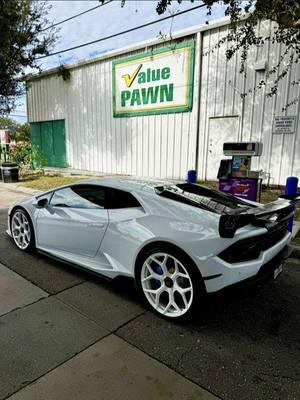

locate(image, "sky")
[[13, 0, 226, 122]]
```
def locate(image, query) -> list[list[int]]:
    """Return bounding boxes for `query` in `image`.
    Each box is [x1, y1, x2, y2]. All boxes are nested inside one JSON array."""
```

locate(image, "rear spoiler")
[[279, 193, 300, 201], [219, 200, 294, 238]]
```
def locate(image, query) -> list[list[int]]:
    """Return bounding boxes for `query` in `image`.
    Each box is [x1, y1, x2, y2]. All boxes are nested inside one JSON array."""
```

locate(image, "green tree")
[[0, 117, 19, 138], [118, 0, 300, 106], [0, 0, 55, 115], [16, 122, 30, 142], [0, 117, 30, 142]]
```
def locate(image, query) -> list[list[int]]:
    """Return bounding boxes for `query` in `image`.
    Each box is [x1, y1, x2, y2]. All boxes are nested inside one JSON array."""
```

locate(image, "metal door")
[[30, 120, 67, 168], [206, 116, 239, 180]]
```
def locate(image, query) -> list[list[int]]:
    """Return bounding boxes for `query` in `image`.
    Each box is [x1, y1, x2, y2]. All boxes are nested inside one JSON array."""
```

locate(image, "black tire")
[[135, 244, 206, 321], [10, 208, 35, 252]]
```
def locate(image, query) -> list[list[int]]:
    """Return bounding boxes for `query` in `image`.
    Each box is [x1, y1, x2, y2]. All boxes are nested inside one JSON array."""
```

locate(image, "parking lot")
[[0, 197, 299, 400]]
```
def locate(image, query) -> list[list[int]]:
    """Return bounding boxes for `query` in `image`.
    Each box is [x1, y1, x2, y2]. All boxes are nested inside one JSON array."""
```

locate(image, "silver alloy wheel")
[[11, 211, 31, 250], [141, 252, 194, 318]]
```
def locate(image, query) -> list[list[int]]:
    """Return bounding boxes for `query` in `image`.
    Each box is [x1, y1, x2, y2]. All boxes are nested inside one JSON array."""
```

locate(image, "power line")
[[6, 114, 27, 118], [36, 4, 206, 60], [40, 0, 113, 32]]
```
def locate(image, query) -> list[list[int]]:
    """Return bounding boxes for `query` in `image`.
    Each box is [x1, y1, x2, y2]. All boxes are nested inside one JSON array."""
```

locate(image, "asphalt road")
[[0, 209, 299, 400]]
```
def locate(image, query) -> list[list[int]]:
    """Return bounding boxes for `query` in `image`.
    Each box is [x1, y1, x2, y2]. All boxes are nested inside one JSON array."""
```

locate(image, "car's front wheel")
[[11, 208, 35, 252], [136, 247, 205, 320]]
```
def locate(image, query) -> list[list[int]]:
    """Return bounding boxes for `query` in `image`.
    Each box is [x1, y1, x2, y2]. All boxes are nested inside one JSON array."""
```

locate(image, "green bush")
[[9, 142, 47, 169], [31, 144, 48, 169]]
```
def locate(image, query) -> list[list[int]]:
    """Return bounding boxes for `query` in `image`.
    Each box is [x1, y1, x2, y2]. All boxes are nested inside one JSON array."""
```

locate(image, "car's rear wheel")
[[136, 246, 205, 320], [11, 208, 35, 252]]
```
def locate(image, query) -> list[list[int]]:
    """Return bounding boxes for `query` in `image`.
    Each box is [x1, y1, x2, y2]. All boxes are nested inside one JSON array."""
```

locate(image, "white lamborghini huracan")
[[7, 177, 294, 320]]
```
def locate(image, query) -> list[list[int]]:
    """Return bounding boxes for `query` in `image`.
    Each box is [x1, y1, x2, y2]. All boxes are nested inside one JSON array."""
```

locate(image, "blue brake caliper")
[[152, 264, 163, 288]]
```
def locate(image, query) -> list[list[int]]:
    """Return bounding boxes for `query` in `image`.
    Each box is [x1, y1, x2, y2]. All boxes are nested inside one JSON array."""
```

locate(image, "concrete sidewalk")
[[0, 261, 217, 400], [0, 263, 47, 316], [7, 333, 216, 400], [0, 182, 40, 210]]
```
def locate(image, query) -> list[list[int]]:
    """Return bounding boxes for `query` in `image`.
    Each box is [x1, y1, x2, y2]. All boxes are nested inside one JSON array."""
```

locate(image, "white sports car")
[[7, 177, 294, 320]]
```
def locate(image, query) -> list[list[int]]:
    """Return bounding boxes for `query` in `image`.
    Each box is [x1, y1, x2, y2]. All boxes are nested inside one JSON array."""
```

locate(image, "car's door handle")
[[88, 222, 106, 228]]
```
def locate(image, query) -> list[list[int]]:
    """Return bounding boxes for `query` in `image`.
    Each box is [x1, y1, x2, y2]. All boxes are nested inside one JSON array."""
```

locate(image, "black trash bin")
[[1, 162, 19, 183]]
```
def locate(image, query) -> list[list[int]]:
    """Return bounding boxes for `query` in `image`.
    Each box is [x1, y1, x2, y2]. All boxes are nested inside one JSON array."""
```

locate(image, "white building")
[[26, 18, 300, 185]]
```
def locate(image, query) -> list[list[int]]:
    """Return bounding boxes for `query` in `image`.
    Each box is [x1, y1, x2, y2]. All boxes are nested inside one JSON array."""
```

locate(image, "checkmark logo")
[[122, 64, 142, 88]]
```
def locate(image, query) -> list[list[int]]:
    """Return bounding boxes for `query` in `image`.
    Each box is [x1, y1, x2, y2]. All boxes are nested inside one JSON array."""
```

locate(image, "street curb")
[[0, 182, 42, 196], [291, 245, 300, 259]]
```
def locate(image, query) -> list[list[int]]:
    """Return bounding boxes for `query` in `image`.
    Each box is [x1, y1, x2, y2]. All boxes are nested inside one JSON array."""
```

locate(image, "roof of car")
[[80, 176, 175, 193]]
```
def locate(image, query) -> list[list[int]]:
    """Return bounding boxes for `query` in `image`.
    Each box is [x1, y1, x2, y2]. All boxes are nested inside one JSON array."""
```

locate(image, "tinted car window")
[[50, 185, 105, 209], [107, 188, 141, 209]]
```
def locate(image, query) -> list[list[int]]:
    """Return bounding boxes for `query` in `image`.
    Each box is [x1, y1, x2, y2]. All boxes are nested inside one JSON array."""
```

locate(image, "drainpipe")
[[25, 82, 30, 140], [240, 95, 245, 141], [194, 31, 203, 178]]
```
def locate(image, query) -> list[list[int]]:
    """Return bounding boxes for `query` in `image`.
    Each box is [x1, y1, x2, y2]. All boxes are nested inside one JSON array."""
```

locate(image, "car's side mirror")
[[35, 198, 48, 208]]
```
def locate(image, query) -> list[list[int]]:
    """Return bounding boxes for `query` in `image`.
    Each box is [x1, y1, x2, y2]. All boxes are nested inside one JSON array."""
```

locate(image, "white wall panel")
[[197, 21, 300, 185]]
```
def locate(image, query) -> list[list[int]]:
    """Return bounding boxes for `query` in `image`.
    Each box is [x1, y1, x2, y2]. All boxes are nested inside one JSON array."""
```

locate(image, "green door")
[[30, 123, 41, 147], [41, 121, 55, 166], [30, 120, 67, 168], [52, 120, 67, 167]]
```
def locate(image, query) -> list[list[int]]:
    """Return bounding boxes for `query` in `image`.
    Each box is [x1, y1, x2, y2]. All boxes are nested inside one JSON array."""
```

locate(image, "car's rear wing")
[[279, 193, 300, 201], [219, 199, 295, 238]]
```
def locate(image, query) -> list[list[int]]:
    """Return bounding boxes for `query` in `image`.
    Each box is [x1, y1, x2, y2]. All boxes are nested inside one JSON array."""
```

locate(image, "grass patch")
[[21, 175, 83, 191], [260, 189, 282, 203]]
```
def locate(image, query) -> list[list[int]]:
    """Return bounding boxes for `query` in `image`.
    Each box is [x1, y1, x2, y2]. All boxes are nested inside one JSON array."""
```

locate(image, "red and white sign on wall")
[[0, 129, 9, 144]]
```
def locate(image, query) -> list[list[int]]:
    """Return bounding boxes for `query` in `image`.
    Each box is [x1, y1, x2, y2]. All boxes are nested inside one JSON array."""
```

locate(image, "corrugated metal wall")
[[197, 20, 300, 185], [27, 34, 201, 180], [27, 20, 300, 185]]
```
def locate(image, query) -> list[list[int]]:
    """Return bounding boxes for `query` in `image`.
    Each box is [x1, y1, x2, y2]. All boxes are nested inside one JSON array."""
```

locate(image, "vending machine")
[[217, 142, 263, 202]]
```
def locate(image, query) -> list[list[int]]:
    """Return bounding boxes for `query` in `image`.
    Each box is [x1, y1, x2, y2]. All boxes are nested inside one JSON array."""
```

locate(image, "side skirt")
[[37, 249, 113, 282]]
